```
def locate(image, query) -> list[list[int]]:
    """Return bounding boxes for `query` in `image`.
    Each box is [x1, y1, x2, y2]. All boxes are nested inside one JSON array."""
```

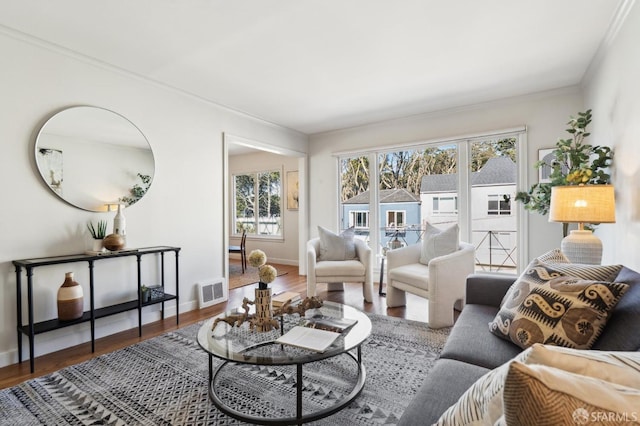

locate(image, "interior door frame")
[[222, 133, 308, 285]]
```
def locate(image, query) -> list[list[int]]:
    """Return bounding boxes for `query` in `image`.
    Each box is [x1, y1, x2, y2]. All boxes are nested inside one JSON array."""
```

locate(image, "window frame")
[[487, 193, 512, 216], [386, 210, 406, 228], [432, 195, 458, 215], [349, 210, 370, 229], [232, 167, 283, 239]]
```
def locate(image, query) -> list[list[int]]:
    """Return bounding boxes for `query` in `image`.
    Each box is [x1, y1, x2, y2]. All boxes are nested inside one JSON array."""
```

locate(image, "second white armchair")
[[386, 242, 475, 328]]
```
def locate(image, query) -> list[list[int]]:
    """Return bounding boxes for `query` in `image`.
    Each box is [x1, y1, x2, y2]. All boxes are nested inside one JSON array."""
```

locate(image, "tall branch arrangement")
[[515, 109, 614, 220]]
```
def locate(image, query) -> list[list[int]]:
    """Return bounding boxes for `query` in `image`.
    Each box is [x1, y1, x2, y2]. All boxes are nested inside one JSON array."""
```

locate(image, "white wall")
[[228, 151, 300, 265], [583, 0, 640, 271], [0, 32, 307, 366], [309, 89, 584, 262]]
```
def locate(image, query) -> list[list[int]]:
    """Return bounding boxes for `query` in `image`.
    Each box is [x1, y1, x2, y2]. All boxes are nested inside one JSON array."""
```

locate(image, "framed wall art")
[[538, 148, 569, 183], [287, 170, 299, 210]]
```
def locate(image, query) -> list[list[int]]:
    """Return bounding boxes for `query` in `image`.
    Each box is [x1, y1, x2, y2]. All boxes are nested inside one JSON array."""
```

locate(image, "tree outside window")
[[234, 170, 282, 236]]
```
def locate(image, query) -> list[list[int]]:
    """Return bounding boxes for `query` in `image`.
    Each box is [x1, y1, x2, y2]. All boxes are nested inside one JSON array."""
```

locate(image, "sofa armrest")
[[465, 273, 517, 307]]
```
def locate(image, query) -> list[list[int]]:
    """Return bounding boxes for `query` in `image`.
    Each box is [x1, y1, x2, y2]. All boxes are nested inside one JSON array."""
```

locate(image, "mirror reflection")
[[35, 106, 154, 212]]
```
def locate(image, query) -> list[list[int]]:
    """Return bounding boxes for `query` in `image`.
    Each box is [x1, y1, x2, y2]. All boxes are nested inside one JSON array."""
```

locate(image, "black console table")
[[13, 246, 180, 373]]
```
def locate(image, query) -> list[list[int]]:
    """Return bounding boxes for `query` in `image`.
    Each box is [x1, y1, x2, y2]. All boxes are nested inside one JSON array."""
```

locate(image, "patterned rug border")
[[0, 312, 451, 426]]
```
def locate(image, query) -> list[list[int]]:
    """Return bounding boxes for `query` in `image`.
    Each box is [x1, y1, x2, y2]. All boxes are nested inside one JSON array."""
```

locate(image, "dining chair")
[[229, 230, 247, 273]]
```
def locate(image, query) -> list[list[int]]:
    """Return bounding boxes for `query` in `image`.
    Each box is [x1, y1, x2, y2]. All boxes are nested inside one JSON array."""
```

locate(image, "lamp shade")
[[549, 185, 615, 224]]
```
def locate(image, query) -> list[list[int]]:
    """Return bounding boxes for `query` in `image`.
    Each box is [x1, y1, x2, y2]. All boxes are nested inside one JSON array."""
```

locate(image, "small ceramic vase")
[[91, 238, 104, 252], [103, 233, 125, 251], [57, 272, 84, 321]]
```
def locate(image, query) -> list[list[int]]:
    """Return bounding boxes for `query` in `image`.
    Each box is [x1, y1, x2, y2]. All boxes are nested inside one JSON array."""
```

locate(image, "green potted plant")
[[87, 220, 108, 252], [515, 109, 614, 235], [141, 285, 150, 303]]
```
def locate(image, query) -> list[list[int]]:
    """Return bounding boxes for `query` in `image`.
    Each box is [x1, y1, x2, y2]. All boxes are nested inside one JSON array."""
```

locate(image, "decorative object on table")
[[148, 285, 165, 301], [57, 272, 83, 321], [109, 202, 127, 247], [515, 109, 614, 238], [271, 291, 301, 308], [548, 184, 616, 264], [103, 233, 125, 251], [249, 249, 279, 332], [212, 296, 324, 331], [140, 285, 150, 303], [86, 220, 107, 253]]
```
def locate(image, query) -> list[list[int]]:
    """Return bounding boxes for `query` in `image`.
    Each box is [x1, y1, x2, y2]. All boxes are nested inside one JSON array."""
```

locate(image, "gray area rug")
[[0, 314, 450, 425]]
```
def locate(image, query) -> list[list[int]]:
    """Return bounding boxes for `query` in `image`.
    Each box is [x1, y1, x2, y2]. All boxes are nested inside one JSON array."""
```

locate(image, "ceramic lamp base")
[[561, 230, 602, 265]]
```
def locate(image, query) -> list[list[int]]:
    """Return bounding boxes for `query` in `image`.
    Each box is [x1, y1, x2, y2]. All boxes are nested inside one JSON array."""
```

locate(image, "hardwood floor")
[[0, 260, 431, 390]]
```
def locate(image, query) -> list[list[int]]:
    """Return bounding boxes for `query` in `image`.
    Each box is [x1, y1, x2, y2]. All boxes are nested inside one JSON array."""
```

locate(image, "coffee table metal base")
[[207, 348, 366, 425]]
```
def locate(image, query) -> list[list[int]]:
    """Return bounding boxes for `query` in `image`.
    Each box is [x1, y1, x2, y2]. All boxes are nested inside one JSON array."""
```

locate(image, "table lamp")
[[548, 184, 615, 264]]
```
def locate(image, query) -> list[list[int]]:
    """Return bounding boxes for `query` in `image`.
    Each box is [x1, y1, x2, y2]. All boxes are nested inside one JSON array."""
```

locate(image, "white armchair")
[[307, 238, 374, 303], [386, 242, 475, 328]]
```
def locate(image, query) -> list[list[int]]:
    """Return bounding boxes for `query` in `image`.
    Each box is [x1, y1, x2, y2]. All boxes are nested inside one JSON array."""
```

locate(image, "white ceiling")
[[0, 1, 624, 135]]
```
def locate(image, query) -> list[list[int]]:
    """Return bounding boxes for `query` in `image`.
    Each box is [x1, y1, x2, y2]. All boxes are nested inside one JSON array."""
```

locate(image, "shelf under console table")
[[13, 245, 181, 373]]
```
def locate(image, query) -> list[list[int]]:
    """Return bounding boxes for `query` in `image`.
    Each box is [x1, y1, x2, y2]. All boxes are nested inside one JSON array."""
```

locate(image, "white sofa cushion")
[[388, 263, 429, 290], [314, 259, 365, 277]]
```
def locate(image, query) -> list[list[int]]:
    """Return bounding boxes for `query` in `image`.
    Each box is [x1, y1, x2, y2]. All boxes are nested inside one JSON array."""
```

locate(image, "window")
[[386, 210, 406, 228], [432, 196, 458, 214], [349, 210, 369, 229], [487, 194, 511, 215], [339, 132, 523, 272], [233, 170, 282, 236]]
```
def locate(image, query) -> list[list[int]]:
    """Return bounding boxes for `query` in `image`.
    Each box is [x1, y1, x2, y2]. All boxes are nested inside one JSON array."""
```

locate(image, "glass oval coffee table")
[[197, 301, 372, 425]]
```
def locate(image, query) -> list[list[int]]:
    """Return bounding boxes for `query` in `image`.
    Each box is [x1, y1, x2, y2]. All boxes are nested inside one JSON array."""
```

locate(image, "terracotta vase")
[[57, 272, 84, 321], [254, 287, 274, 332]]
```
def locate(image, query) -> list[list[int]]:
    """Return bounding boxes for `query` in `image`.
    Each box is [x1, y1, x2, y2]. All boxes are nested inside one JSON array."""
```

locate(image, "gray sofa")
[[398, 266, 640, 425]]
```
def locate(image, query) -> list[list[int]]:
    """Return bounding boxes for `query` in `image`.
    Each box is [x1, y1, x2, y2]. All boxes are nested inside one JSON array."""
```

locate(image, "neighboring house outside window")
[[386, 210, 406, 228], [349, 210, 369, 229], [487, 194, 511, 215], [432, 195, 458, 215]]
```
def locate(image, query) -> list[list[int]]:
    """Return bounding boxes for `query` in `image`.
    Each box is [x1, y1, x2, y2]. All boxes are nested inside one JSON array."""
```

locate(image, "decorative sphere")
[[103, 234, 125, 251]]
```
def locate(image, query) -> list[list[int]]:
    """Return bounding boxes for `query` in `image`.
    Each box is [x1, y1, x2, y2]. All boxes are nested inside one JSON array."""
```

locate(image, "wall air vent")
[[197, 278, 227, 308]]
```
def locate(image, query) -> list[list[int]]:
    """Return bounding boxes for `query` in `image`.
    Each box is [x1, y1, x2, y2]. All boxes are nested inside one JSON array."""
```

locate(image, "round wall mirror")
[[35, 106, 155, 212]]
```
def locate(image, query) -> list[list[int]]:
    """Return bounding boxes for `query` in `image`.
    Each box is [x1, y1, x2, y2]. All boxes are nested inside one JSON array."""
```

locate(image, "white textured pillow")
[[503, 362, 640, 426], [525, 345, 640, 388], [419, 223, 459, 265], [317, 226, 357, 261], [434, 347, 534, 426], [435, 344, 640, 426]]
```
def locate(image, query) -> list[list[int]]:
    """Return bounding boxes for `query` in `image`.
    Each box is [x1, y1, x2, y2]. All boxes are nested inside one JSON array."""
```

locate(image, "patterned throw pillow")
[[434, 347, 534, 426], [500, 249, 570, 307], [435, 345, 640, 426], [419, 223, 459, 265], [503, 362, 640, 426], [536, 248, 570, 264], [317, 226, 357, 261], [489, 260, 628, 349]]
